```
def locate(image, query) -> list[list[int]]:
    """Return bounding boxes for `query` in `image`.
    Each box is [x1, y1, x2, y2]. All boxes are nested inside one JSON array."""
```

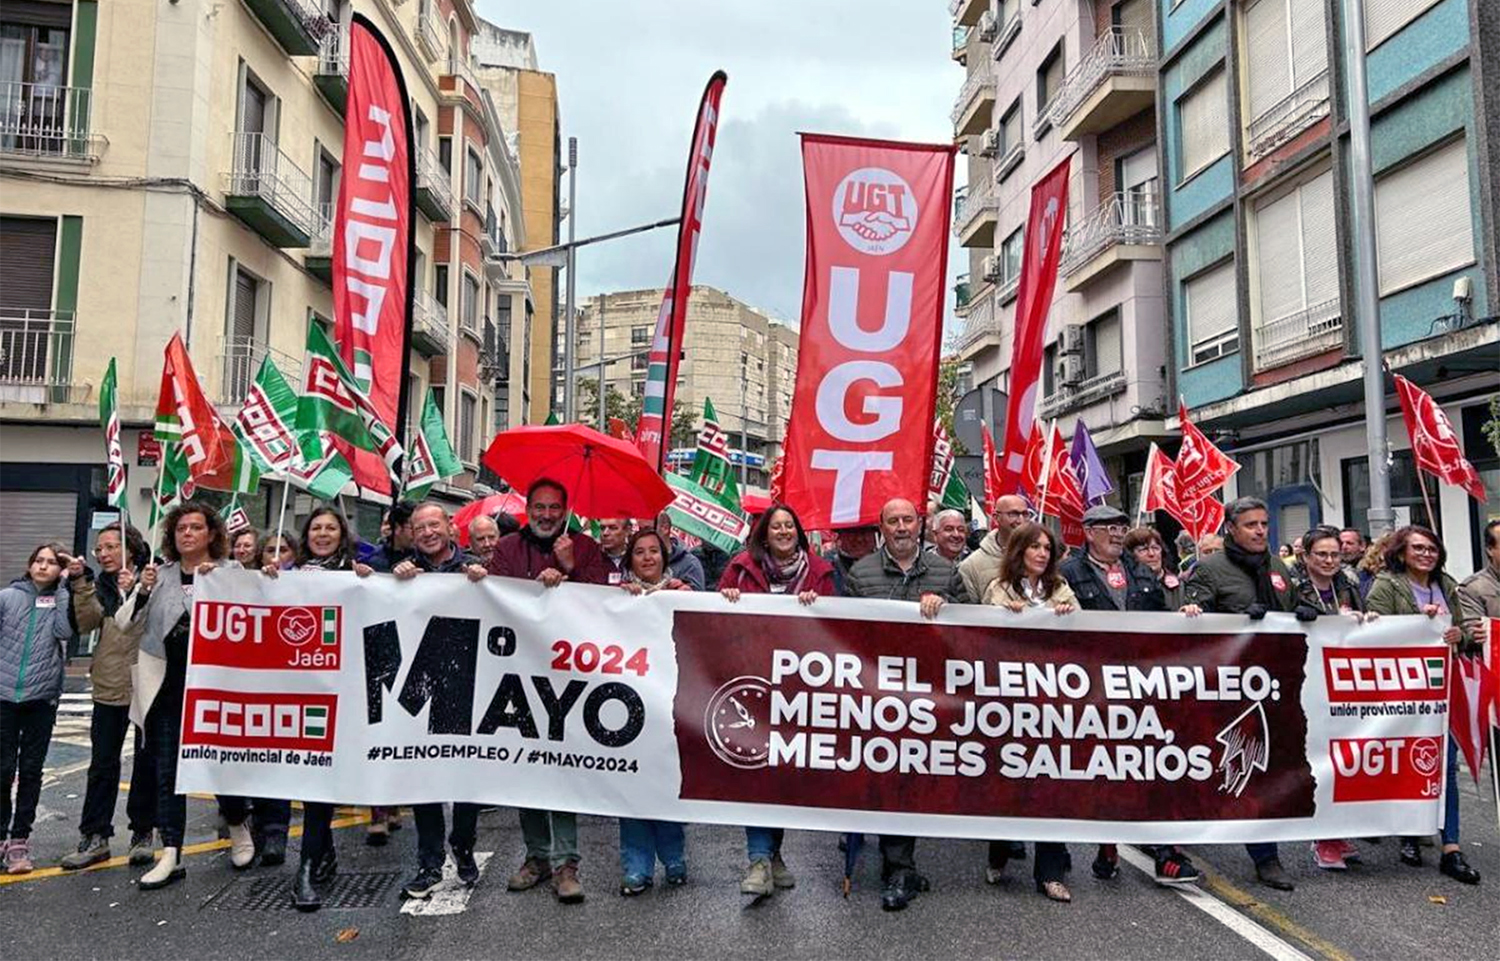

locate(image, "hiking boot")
[[61, 834, 110, 870], [5, 838, 34, 875], [1255, 857, 1295, 891], [1091, 844, 1119, 880], [1154, 850, 1202, 885], [127, 831, 155, 866], [770, 853, 796, 889], [553, 861, 584, 903], [453, 848, 480, 887], [1311, 841, 1347, 871], [740, 858, 774, 897], [507, 856, 551, 891], [401, 865, 444, 900]]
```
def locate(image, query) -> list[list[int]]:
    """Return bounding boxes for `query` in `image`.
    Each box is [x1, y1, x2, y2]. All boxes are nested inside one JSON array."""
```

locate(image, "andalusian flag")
[[295, 322, 403, 478], [233, 355, 351, 500], [689, 398, 740, 510], [148, 445, 193, 529], [404, 389, 462, 500], [220, 499, 252, 536], [99, 358, 127, 510]]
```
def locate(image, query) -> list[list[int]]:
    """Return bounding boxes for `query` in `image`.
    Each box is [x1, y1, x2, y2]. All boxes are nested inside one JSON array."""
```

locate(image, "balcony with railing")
[[219, 336, 299, 407], [1252, 299, 1342, 371], [951, 69, 996, 138], [415, 145, 453, 223], [952, 24, 972, 63], [224, 132, 316, 246], [242, 0, 329, 57], [956, 283, 999, 352], [313, 24, 348, 113], [416, 1, 445, 63], [0, 82, 101, 163], [1047, 28, 1156, 141], [305, 202, 333, 282], [950, 0, 986, 28], [991, 5, 1022, 59], [0, 309, 75, 405], [412, 289, 451, 357], [1246, 70, 1330, 160], [444, 54, 480, 99], [952, 182, 998, 248], [1060, 190, 1162, 290]]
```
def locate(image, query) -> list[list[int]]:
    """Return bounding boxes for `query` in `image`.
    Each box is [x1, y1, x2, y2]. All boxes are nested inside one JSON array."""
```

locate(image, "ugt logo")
[[832, 167, 917, 255]]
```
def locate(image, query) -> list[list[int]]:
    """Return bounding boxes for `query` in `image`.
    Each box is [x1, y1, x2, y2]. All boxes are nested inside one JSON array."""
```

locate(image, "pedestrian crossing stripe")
[[1425, 657, 1444, 689]]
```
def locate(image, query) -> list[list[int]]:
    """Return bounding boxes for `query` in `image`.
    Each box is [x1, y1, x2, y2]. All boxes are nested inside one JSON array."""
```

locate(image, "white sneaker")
[[228, 822, 256, 869], [139, 847, 184, 889]]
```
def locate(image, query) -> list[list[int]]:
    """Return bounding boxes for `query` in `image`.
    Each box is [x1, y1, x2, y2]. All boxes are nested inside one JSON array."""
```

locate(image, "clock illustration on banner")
[[703, 676, 773, 769]]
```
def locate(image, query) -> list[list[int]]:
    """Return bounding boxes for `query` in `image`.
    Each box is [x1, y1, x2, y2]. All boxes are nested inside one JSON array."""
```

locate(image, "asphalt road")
[[5, 696, 1497, 960]]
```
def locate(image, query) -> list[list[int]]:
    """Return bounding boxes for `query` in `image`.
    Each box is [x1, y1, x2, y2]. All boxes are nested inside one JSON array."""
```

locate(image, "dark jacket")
[[1293, 570, 1365, 615], [828, 552, 862, 598], [843, 548, 961, 602], [406, 542, 480, 574], [1182, 549, 1298, 614], [1060, 553, 1166, 612], [667, 538, 706, 592], [719, 551, 837, 596], [488, 528, 609, 585]]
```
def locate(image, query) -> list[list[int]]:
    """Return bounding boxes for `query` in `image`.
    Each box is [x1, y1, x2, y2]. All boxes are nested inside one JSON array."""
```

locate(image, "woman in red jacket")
[[718, 504, 834, 898]]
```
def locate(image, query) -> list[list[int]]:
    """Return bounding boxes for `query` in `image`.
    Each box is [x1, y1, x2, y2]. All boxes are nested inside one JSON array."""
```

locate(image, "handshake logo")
[[833, 167, 917, 255]]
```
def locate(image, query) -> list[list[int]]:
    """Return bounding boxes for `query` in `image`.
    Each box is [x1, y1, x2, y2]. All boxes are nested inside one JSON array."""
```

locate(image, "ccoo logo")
[[832, 167, 917, 255]]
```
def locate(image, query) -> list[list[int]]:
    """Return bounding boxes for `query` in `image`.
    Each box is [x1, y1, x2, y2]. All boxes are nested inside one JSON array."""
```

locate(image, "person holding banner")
[[958, 495, 1030, 608], [651, 513, 706, 593], [230, 529, 260, 568], [1456, 519, 1500, 624], [927, 509, 970, 565], [615, 527, 693, 896], [61, 524, 158, 871], [1124, 527, 1184, 611], [258, 507, 371, 910], [490, 480, 606, 904], [719, 504, 835, 898], [843, 499, 960, 912], [130, 502, 239, 890], [597, 518, 631, 585], [1365, 526, 1481, 886], [467, 516, 502, 568], [1181, 497, 1296, 891]]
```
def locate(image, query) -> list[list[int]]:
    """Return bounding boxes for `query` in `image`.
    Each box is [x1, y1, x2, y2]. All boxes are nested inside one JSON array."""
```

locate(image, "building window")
[[223, 262, 268, 403], [1035, 43, 1065, 133], [1042, 343, 1058, 398], [1249, 166, 1338, 367], [464, 145, 483, 207], [1183, 259, 1238, 365], [1178, 68, 1228, 179], [459, 391, 477, 464], [1342, 450, 1438, 537], [1362, 0, 1442, 52], [1242, 0, 1328, 156], [1000, 226, 1024, 285], [1085, 312, 1122, 380], [438, 135, 452, 173], [1374, 138, 1475, 296], [630, 325, 650, 347], [431, 385, 445, 416], [406, 373, 422, 439], [461, 272, 480, 333], [998, 99, 1023, 163], [434, 264, 449, 308]]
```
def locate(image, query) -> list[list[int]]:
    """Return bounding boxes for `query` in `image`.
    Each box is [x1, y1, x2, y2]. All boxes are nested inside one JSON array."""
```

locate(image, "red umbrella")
[[452, 492, 526, 547], [480, 424, 675, 520]]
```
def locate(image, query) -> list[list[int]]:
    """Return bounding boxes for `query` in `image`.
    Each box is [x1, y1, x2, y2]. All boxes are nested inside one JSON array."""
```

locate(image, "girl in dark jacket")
[[260, 507, 372, 910], [718, 505, 835, 899], [1, 543, 75, 874]]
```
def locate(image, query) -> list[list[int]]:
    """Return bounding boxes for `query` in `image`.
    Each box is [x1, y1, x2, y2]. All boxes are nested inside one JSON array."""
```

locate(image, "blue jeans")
[[745, 826, 784, 862], [618, 819, 684, 878], [1245, 842, 1279, 865]]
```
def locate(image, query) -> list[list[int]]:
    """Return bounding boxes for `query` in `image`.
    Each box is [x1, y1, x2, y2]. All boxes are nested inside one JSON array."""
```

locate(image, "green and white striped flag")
[[99, 358, 128, 510], [295, 321, 403, 476], [232, 354, 351, 500], [405, 388, 463, 500], [148, 444, 193, 530], [689, 398, 741, 511]]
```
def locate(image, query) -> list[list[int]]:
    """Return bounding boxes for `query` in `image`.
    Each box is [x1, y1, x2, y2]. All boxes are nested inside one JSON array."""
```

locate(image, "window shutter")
[[1245, 0, 1290, 123], [0, 216, 57, 310], [1375, 139, 1475, 296], [1180, 70, 1229, 176], [1364, 0, 1442, 51], [1254, 187, 1302, 324], [1002, 104, 1021, 153], [1094, 313, 1122, 376], [1045, 51, 1065, 105], [233, 269, 258, 340], [1299, 170, 1338, 308], [1117, 0, 1154, 51], [1289, 0, 1327, 89], [1186, 261, 1237, 351]]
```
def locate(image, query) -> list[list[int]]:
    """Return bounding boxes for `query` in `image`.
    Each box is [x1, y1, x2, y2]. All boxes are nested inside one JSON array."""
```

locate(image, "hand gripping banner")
[[780, 135, 956, 528], [179, 572, 1450, 844]]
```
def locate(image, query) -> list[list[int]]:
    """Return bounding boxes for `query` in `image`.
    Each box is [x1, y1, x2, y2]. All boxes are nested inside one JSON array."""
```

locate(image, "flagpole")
[[1415, 467, 1438, 531], [1037, 420, 1056, 522], [148, 457, 169, 560], [274, 480, 291, 556], [1490, 724, 1499, 833]]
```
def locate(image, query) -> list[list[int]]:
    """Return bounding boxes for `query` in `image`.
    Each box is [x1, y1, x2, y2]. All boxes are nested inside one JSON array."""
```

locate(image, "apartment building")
[[0, 0, 532, 557], [1159, 0, 1499, 573], [572, 286, 799, 489], [950, 0, 1171, 505]]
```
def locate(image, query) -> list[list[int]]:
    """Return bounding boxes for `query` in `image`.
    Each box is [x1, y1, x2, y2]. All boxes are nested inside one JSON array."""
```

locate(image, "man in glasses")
[[958, 494, 1030, 605]]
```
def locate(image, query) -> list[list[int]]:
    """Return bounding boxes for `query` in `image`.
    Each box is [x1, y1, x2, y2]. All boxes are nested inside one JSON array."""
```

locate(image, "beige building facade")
[[0, 0, 535, 557], [573, 286, 798, 489]]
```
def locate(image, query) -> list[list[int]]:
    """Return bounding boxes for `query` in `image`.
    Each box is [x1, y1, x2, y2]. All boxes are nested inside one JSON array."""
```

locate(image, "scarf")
[[301, 551, 352, 572], [626, 570, 673, 594], [759, 549, 809, 595], [1224, 538, 1278, 609], [94, 570, 123, 617]]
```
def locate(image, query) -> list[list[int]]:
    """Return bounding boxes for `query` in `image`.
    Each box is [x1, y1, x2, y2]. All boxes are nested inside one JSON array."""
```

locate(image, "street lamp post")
[[740, 352, 749, 487], [563, 136, 578, 422]]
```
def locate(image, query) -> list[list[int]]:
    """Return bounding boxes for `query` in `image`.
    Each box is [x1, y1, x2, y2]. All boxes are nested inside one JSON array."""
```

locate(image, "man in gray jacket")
[[843, 498, 958, 911], [958, 494, 1029, 605]]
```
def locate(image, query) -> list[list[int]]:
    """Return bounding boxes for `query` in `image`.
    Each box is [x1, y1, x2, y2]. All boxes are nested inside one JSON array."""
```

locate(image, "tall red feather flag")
[[1394, 374, 1488, 501], [980, 423, 1000, 516]]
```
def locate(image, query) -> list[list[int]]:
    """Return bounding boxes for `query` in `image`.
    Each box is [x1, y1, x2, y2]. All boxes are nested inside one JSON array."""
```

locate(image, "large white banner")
[[177, 570, 1452, 844]]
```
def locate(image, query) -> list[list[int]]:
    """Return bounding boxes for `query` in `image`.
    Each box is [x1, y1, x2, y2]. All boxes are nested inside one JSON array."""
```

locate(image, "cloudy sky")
[[476, 0, 964, 325]]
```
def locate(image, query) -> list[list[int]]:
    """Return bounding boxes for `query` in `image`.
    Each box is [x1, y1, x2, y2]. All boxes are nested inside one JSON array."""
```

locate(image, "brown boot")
[[552, 861, 584, 904], [507, 856, 551, 891]]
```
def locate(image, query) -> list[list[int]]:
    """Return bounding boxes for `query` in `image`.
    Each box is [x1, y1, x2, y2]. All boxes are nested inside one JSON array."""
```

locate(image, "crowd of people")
[[1, 482, 1496, 914]]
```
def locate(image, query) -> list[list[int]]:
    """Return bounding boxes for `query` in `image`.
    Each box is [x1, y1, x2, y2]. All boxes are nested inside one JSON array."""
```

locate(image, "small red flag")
[[980, 423, 1001, 517], [1140, 443, 1179, 517], [1394, 374, 1488, 502], [1176, 400, 1240, 504], [154, 334, 237, 487]]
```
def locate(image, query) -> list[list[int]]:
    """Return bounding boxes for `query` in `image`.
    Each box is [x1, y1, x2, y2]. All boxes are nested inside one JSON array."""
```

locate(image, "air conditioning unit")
[[979, 128, 1001, 157], [978, 9, 998, 42], [1060, 354, 1086, 387], [981, 255, 1002, 281], [1059, 324, 1085, 356]]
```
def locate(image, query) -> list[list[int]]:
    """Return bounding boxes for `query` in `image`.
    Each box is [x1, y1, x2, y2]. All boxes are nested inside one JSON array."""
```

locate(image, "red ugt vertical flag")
[[636, 72, 728, 471], [333, 15, 415, 494], [1393, 374, 1488, 501], [996, 157, 1070, 494], [780, 135, 956, 529]]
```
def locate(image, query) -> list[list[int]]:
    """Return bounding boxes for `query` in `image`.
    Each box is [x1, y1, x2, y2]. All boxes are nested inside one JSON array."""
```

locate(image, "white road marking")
[[399, 852, 493, 917], [1118, 845, 1314, 961]]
